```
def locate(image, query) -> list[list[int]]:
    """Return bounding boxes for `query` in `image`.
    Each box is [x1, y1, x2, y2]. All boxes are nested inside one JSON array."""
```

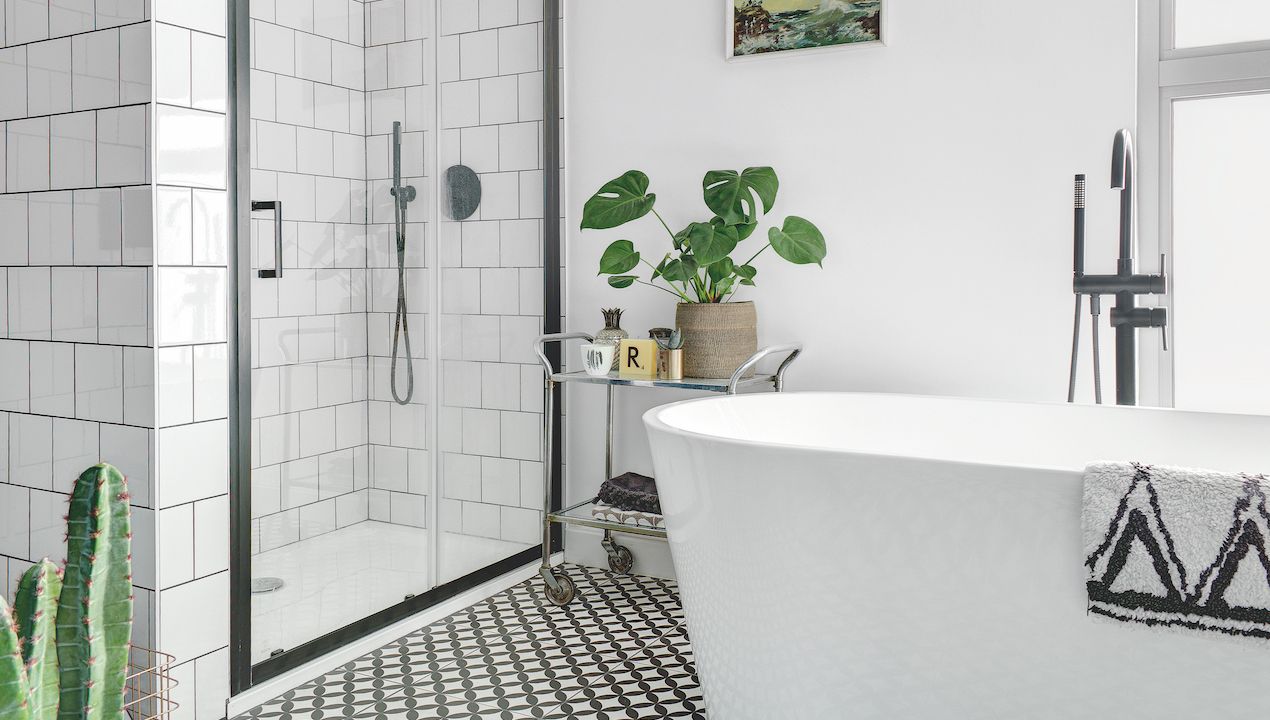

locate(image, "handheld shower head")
[[1111, 128, 1133, 190]]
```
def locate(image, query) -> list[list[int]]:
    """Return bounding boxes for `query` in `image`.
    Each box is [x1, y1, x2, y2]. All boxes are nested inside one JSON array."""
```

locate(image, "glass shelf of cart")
[[548, 371, 778, 393]]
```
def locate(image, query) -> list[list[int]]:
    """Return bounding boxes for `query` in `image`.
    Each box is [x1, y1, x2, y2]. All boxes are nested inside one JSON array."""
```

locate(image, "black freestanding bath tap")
[[1069, 129, 1168, 406]]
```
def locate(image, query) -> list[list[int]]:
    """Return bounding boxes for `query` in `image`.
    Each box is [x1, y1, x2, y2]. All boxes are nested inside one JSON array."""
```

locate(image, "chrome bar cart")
[[533, 332, 803, 606]]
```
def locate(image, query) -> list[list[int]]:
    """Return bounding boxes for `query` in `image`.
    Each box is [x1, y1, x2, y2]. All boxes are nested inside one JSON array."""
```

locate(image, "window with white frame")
[[1139, 0, 1270, 412]]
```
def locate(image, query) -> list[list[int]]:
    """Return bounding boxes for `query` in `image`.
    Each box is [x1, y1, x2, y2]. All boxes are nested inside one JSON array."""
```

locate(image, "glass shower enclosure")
[[226, 0, 562, 688]]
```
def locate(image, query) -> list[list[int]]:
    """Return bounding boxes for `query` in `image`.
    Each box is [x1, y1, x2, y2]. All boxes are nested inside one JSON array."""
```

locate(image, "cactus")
[[0, 595, 31, 720], [55, 464, 133, 720], [14, 562, 61, 720]]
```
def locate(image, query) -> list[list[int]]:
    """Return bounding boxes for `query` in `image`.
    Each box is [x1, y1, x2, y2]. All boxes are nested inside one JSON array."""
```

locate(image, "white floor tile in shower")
[[250, 521, 529, 662]]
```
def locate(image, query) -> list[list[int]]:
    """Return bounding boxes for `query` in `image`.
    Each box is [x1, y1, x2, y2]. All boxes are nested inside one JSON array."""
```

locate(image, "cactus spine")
[[55, 464, 133, 720], [14, 562, 60, 720], [0, 595, 30, 720]]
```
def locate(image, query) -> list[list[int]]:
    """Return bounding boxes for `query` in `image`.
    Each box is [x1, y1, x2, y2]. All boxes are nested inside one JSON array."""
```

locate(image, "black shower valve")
[[1110, 306, 1167, 329]]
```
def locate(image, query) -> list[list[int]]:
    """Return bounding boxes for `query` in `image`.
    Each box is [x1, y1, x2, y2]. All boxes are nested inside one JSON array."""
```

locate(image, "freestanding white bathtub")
[[643, 392, 1270, 720]]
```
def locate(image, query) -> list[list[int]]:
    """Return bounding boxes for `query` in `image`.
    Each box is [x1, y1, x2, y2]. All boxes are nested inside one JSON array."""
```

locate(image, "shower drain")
[[252, 577, 285, 594]]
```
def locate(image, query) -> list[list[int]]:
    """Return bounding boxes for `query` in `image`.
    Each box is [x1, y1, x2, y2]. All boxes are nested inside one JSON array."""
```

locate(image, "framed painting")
[[727, 0, 886, 60]]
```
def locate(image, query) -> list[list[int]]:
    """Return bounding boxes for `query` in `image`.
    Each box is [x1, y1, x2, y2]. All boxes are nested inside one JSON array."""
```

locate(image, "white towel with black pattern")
[[1083, 462, 1270, 640]]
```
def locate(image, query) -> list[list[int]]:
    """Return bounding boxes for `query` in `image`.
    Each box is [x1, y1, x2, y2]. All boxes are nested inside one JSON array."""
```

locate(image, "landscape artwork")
[[730, 0, 883, 58]]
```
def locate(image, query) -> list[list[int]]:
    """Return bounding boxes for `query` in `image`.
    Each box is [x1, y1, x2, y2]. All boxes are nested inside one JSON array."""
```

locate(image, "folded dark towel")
[[597, 472, 661, 515]]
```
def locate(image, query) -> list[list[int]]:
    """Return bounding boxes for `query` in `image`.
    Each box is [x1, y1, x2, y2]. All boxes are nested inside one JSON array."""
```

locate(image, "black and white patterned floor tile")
[[236, 565, 706, 719]]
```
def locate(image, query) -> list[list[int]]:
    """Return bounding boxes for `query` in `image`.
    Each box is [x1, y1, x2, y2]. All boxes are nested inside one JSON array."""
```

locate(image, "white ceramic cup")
[[581, 344, 615, 377]]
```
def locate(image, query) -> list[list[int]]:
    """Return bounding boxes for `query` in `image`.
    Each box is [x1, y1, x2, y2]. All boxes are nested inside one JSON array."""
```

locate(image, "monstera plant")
[[580, 167, 828, 377]]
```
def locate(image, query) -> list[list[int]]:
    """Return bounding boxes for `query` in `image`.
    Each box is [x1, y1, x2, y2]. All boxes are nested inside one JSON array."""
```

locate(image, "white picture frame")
[[725, 0, 887, 61]]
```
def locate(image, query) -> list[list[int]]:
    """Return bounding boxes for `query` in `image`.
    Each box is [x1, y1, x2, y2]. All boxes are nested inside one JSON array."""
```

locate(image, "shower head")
[[1111, 128, 1133, 190]]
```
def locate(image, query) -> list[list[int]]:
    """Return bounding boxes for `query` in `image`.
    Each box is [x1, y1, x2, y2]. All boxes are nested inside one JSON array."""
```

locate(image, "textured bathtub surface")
[[236, 565, 705, 719]]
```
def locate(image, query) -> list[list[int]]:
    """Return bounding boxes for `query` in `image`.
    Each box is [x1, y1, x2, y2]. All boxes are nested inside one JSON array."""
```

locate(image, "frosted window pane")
[[1175, 0, 1270, 48], [1172, 92, 1270, 413]]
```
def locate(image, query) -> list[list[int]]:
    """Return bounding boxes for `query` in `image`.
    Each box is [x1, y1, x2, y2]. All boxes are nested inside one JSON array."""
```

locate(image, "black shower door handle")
[[253, 200, 283, 279]]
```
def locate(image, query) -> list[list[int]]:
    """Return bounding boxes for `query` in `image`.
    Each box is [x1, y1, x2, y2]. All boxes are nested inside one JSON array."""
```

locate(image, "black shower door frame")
[[226, 0, 565, 693]]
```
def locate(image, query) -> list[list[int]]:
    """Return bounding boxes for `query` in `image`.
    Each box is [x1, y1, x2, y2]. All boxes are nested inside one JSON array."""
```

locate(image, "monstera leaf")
[[598, 240, 640, 275], [581, 171, 656, 229], [769, 216, 827, 266], [703, 167, 779, 226], [681, 222, 737, 267]]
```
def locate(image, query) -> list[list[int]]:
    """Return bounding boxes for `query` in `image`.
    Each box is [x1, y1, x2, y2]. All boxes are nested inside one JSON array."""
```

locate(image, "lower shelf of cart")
[[547, 498, 667, 538]]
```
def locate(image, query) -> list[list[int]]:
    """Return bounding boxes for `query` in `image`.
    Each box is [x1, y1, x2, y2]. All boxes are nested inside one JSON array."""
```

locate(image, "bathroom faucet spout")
[[1068, 129, 1167, 406]]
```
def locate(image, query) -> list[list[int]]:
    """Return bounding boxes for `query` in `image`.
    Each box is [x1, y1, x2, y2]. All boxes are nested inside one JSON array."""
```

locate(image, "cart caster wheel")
[[544, 571, 576, 607], [607, 545, 634, 575]]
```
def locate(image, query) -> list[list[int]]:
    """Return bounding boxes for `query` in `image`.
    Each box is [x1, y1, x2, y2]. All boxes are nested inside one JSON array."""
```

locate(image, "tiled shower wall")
[[247, 0, 374, 555], [0, 0, 158, 685], [435, 0, 546, 546], [363, 0, 431, 529]]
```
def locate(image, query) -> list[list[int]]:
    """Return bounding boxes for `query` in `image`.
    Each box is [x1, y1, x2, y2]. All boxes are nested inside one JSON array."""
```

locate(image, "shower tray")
[[532, 333, 802, 606]]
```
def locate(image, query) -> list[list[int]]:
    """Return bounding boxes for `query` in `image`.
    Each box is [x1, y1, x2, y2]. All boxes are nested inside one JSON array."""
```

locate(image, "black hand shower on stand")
[[390, 121, 417, 405], [1068, 174, 1104, 404]]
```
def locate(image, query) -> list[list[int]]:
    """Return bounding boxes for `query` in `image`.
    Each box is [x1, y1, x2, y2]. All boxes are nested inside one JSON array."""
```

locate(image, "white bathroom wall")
[[434, 0, 548, 548], [362, 0, 431, 530], [151, 1, 232, 718], [0, 0, 158, 681], [562, 0, 1137, 572], [247, 0, 374, 554]]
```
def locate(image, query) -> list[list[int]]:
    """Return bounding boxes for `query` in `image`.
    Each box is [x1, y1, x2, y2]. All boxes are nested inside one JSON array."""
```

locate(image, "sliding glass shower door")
[[232, 0, 556, 683]]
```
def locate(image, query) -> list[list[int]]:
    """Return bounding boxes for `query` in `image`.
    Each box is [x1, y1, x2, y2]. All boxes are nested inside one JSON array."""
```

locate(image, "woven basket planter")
[[675, 301, 758, 379]]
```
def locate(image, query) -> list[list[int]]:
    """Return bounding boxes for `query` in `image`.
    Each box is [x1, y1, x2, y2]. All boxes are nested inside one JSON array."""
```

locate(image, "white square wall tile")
[[158, 572, 229, 664], [72, 29, 121, 111], [100, 424, 152, 506], [50, 111, 97, 190], [9, 267, 51, 340], [0, 195, 28, 265], [73, 188, 123, 266], [193, 495, 230, 578], [192, 190, 228, 265], [154, 23, 192, 106], [122, 186, 154, 265], [29, 490, 68, 563], [156, 267, 228, 346], [97, 0, 147, 29], [51, 267, 98, 343], [29, 191, 74, 265], [156, 106, 227, 189], [478, 74, 518, 126], [498, 121, 538, 172], [10, 415, 52, 490], [51, 418, 98, 494], [50, 0, 95, 36], [8, 118, 50, 193], [123, 346, 155, 428], [158, 421, 229, 507], [27, 38, 72, 117], [440, 81, 479, 129], [331, 41, 364, 91], [154, 0, 227, 36], [156, 185, 192, 264], [157, 346, 194, 428], [295, 32, 333, 84], [154, 505, 193, 590], [76, 343, 125, 423], [119, 23, 151, 104], [369, 0, 405, 45], [0, 485, 30, 559], [30, 341, 75, 417], [193, 344, 228, 422], [191, 32, 227, 113], [7, 0, 50, 45], [440, 0, 479, 35], [97, 267, 149, 346], [0, 341, 31, 412], [459, 29, 498, 80], [97, 105, 148, 186], [0, 48, 29, 121], [480, 0, 518, 28], [498, 23, 538, 75]]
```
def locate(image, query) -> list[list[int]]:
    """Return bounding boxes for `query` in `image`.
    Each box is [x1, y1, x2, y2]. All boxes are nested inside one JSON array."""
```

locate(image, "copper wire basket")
[[123, 646, 179, 720]]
